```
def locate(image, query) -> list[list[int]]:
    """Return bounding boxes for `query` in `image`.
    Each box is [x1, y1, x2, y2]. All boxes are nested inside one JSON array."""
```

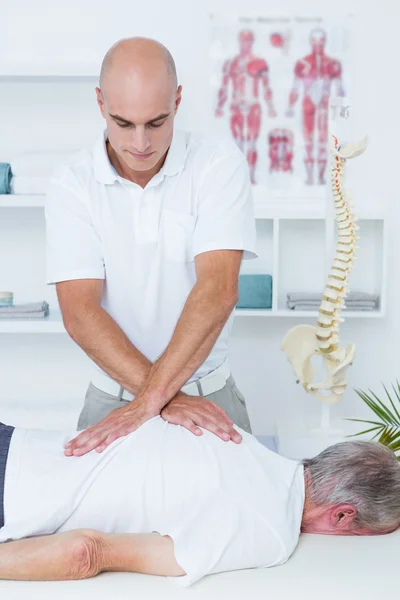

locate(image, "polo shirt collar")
[[160, 128, 186, 177], [93, 127, 186, 185]]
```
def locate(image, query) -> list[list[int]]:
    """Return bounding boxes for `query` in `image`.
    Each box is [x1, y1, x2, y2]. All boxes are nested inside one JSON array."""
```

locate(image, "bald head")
[[99, 37, 177, 95], [96, 37, 182, 182]]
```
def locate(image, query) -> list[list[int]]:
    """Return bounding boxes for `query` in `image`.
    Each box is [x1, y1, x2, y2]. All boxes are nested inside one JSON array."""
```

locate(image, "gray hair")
[[302, 441, 400, 532]]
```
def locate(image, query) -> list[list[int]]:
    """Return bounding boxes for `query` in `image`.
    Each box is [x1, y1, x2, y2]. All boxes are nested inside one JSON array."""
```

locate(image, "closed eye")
[[116, 121, 165, 129]]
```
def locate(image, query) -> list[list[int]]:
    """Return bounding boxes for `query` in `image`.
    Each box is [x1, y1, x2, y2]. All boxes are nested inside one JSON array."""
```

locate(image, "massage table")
[[1, 529, 398, 599], [0, 397, 397, 600]]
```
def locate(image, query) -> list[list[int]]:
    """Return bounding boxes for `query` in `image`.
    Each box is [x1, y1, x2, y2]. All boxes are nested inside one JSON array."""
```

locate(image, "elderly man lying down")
[[0, 418, 399, 587]]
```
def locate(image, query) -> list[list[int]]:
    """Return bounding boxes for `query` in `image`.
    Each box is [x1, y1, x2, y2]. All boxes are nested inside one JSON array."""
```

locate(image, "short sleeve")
[[192, 149, 258, 260], [45, 173, 105, 285], [156, 489, 283, 588]]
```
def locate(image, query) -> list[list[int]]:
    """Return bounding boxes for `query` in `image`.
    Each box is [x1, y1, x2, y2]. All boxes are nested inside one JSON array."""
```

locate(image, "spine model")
[[281, 134, 368, 405], [315, 135, 359, 362]]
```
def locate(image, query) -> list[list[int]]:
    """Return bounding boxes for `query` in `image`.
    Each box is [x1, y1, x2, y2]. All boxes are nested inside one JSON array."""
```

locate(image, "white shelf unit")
[[0, 188, 387, 333], [0, 194, 45, 208], [0, 66, 99, 81], [0, 188, 387, 217]]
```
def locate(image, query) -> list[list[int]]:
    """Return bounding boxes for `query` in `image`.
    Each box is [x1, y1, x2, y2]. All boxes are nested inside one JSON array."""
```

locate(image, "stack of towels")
[[0, 301, 50, 319], [0, 163, 12, 194], [286, 291, 379, 311], [237, 274, 273, 309], [0, 151, 76, 195]]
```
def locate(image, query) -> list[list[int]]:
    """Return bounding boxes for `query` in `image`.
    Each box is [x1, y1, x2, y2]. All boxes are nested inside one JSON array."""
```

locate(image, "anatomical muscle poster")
[[210, 14, 352, 199]]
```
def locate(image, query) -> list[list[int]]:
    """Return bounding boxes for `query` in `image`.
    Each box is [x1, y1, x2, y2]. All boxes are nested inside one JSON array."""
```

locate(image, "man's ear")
[[95, 87, 106, 117], [331, 504, 357, 530], [174, 85, 182, 114]]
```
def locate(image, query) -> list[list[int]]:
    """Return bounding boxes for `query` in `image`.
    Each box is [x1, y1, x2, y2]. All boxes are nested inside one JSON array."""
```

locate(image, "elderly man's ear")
[[330, 505, 357, 531]]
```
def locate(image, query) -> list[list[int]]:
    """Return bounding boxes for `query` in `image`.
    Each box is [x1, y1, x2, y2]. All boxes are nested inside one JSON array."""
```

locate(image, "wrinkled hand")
[[161, 393, 242, 444], [64, 399, 159, 457]]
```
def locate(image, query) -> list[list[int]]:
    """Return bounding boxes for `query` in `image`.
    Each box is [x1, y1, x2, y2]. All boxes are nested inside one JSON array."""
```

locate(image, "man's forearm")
[[100, 532, 184, 576], [0, 530, 184, 581], [140, 280, 236, 407], [66, 305, 152, 396], [0, 530, 97, 581]]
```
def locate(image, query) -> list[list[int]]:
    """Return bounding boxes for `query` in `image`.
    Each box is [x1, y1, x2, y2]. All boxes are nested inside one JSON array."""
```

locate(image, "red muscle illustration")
[[286, 28, 344, 185], [215, 30, 277, 183], [268, 128, 294, 173]]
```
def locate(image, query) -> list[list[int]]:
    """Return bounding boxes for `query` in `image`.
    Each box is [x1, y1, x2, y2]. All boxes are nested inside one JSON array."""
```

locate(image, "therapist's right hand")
[[160, 393, 242, 444], [64, 398, 159, 457]]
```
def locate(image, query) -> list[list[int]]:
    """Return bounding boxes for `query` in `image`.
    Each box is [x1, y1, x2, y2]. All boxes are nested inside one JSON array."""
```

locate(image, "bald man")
[[45, 37, 257, 458]]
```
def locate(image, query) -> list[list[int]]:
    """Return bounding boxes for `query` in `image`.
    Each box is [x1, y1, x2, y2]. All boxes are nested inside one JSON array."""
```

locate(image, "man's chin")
[[126, 156, 158, 171]]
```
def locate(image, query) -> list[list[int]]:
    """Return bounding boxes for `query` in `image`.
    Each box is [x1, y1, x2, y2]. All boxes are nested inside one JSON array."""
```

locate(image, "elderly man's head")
[[301, 441, 400, 536], [96, 37, 181, 181]]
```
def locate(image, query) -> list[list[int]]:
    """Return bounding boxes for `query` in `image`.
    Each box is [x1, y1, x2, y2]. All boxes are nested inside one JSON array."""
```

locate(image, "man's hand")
[[160, 393, 242, 444], [64, 399, 159, 457]]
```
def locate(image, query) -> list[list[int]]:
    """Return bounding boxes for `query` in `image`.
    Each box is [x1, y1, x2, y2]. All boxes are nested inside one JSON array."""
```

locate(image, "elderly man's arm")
[[0, 529, 184, 581]]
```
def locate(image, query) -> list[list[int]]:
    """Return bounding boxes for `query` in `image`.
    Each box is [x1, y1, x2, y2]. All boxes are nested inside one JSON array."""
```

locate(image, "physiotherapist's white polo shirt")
[[45, 128, 257, 382]]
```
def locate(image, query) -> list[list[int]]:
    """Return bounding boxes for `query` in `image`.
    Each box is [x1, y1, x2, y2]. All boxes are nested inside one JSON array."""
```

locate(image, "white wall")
[[0, 0, 399, 434]]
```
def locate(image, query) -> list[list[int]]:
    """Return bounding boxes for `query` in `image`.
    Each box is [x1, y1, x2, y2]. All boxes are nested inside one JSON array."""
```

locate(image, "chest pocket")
[[162, 209, 195, 263]]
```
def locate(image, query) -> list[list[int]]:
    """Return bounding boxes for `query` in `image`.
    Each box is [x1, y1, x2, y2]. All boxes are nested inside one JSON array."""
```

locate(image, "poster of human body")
[[210, 15, 352, 199]]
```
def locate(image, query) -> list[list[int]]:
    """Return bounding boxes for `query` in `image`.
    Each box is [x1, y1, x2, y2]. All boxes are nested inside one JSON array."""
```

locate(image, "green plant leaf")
[[357, 390, 393, 425], [379, 428, 393, 444], [346, 425, 384, 438], [384, 383, 400, 421], [369, 388, 399, 424], [379, 428, 400, 447], [354, 389, 391, 424], [390, 382, 400, 419], [345, 418, 385, 427], [351, 383, 400, 456]]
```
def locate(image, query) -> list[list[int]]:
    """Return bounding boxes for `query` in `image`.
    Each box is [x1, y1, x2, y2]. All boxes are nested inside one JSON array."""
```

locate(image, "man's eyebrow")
[[109, 113, 171, 125]]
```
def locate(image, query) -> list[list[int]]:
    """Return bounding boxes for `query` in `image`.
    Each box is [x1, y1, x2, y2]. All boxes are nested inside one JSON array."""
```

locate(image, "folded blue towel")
[[237, 274, 273, 309], [0, 163, 12, 194]]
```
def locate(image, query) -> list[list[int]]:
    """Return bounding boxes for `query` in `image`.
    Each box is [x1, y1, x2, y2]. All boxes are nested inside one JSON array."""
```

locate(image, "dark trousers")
[[0, 422, 15, 529]]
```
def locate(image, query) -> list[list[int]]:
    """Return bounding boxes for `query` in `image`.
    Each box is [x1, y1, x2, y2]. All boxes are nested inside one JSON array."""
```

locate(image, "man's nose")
[[132, 128, 151, 153]]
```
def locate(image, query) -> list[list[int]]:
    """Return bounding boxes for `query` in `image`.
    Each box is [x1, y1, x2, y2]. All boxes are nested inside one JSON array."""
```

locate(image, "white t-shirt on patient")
[[0, 417, 304, 587]]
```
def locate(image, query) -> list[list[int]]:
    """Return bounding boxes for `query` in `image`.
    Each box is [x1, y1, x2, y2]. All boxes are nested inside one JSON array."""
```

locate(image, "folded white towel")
[[287, 300, 377, 309], [289, 304, 375, 312], [0, 301, 49, 314], [0, 310, 48, 319], [287, 291, 379, 303], [11, 176, 49, 195], [10, 151, 76, 177]]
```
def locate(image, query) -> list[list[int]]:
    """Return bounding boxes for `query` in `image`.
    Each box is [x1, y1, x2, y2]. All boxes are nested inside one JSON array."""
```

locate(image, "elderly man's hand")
[[160, 393, 242, 444], [64, 399, 159, 457]]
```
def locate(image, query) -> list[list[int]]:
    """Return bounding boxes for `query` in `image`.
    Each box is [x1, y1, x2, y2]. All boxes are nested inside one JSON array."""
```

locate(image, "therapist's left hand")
[[160, 392, 242, 444], [64, 398, 159, 457]]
